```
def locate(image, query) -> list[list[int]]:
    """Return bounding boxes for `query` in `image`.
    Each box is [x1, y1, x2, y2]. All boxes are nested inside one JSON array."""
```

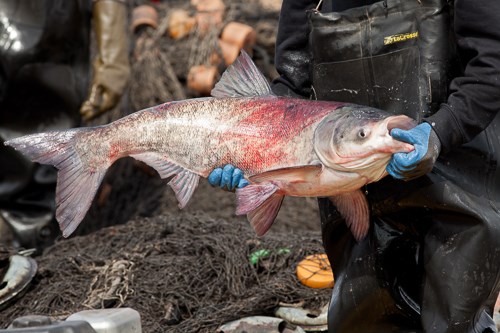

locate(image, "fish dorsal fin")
[[211, 50, 274, 98]]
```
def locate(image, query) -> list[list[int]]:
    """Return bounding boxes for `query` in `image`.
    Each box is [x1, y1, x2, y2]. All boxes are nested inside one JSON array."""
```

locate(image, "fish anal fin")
[[329, 190, 370, 242], [130, 152, 199, 209], [211, 50, 274, 98], [168, 170, 200, 209], [235, 182, 279, 215], [129, 152, 183, 179], [247, 193, 285, 236]]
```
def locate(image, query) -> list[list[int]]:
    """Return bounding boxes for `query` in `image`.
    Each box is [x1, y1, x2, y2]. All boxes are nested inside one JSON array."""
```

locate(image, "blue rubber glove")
[[386, 122, 441, 181], [208, 164, 249, 191]]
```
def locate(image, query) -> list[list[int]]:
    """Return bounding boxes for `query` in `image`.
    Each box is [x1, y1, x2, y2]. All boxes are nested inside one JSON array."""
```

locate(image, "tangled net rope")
[[0, 212, 330, 332]]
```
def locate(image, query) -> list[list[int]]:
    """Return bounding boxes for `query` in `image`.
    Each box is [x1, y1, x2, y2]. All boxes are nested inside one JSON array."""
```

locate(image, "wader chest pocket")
[[308, 0, 454, 122], [312, 47, 421, 119]]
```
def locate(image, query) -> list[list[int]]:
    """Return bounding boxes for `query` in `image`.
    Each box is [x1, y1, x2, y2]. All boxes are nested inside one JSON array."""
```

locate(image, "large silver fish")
[[5, 52, 415, 240]]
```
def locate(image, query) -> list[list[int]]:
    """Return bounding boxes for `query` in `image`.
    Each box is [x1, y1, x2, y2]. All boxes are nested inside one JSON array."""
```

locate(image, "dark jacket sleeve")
[[271, 0, 318, 98], [424, 0, 500, 152]]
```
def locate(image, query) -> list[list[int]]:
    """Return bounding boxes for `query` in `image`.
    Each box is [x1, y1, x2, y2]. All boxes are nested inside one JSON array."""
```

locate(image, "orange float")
[[210, 39, 240, 66], [130, 5, 159, 33], [296, 254, 334, 289], [193, 0, 225, 33], [168, 9, 196, 40], [187, 65, 219, 95], [221, 22, 257, 53]]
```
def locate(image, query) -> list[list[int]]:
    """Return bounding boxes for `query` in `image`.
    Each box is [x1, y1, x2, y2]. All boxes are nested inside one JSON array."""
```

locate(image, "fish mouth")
[[385, 115, 417, 133], [332, 114, 417, 165], [382, 115, 417, 154]]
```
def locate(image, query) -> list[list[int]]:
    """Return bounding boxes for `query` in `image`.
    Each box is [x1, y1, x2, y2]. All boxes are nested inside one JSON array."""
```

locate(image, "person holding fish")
[[210, 0, 500, 332]]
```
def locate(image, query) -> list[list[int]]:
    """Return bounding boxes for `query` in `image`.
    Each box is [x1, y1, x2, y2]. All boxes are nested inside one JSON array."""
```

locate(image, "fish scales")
[[75, 97, 336, 177], [4, 51, 416, 240]]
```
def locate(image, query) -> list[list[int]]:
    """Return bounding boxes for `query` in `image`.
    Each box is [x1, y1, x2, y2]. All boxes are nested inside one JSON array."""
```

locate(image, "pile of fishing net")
[[0, 210, 331, 332], [128, 0, 280, 111]]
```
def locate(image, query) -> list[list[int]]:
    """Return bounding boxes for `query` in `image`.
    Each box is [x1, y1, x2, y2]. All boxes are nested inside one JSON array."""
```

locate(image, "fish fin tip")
[[131, 153, 200, 209], [130, 152, 184, 179], [56, 169, 106, 238], [329, 190, 370, 242], [236, 183, 283, 236], [235, 182, 279, 215], [168, 170, 200, 209], [211, 50, 273, 98], [248, 193, 284, 236]]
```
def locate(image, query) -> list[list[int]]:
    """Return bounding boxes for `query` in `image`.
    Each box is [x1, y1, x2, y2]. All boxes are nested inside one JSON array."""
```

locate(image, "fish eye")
[[358, 129, 367, 139]]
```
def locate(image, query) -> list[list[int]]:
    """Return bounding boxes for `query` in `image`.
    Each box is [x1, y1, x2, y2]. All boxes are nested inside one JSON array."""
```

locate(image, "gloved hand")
[[386, 122, 441, 181], [208, 164, 249, 191], [80, 0, 130, 121]]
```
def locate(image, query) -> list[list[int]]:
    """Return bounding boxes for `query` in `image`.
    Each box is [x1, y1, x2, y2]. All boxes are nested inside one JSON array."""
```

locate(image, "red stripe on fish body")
[[219, 97, 345, 174], [76, 96, 345, 178]]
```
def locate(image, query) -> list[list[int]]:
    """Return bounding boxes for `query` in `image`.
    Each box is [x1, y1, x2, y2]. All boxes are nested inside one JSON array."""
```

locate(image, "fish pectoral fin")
[[235, 183, 283, 236], [249, 165, 323, 183], [329, 190, 370, 242], [168, 170, 200, 209], [130, 152, 199, 209]]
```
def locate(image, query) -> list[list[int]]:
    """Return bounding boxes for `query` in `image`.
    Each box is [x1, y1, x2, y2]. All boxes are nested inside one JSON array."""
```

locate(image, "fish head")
[[314, 104, 416, 174]]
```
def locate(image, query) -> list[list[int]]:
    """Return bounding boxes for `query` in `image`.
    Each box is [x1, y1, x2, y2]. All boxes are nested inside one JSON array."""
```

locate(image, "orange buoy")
[[168, 9, 196, 40], [194, 0, 225, 33], [210, 39, 240, 66], [187, 65, 219, 95], [221, 22, 257, 53], [296, 254, 334, 289], [130, 5, 159, 33]]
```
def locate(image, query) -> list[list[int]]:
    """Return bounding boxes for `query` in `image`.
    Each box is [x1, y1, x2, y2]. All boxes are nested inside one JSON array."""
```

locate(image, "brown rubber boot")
[[80, 0, 130, 121]]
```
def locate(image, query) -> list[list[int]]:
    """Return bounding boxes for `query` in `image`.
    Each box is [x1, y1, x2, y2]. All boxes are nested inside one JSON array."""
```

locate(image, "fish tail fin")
[[5, 130, 80, 165], [5, 129, 107, 237]]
